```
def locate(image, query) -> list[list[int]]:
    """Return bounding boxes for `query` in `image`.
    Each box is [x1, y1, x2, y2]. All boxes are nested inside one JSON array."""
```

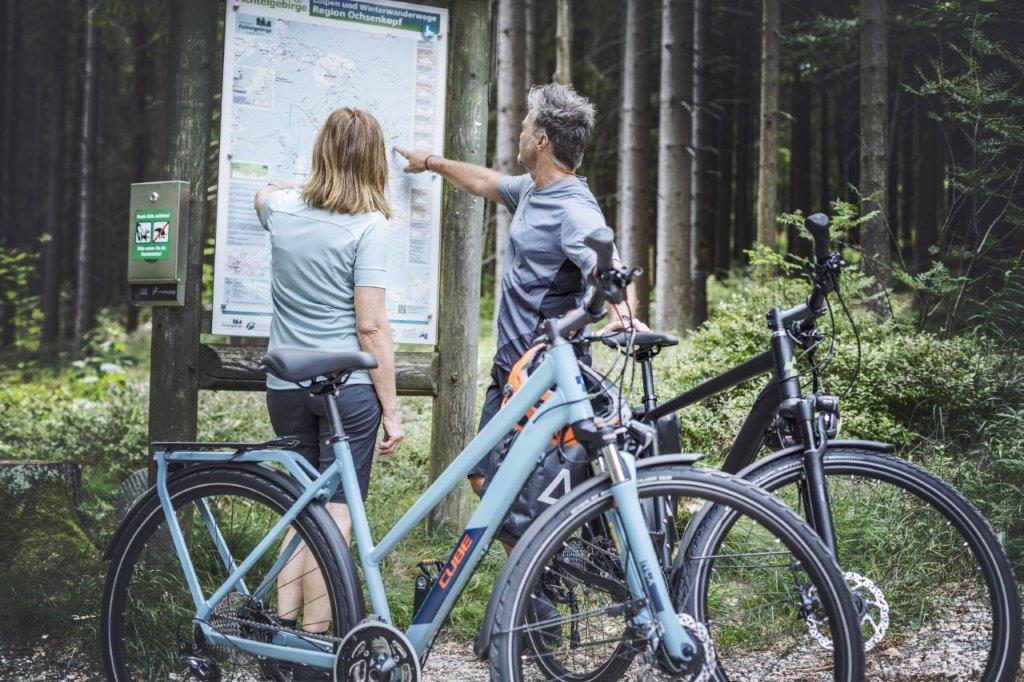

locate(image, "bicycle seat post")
[[638, 352, 658, 416], [322, 388, 348, 445]]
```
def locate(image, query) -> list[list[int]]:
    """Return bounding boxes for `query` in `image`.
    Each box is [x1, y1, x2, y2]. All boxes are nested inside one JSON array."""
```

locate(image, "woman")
[[253, 108, 403, 676]]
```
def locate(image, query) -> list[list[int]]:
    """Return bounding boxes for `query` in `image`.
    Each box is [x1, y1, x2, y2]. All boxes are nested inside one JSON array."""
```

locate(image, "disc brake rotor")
[[806, 570, 890, 651], [646, 613, 718, 682]]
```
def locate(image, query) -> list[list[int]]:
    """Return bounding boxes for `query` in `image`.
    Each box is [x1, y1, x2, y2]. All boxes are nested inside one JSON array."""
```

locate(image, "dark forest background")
[[1, 0, 1022, 350]]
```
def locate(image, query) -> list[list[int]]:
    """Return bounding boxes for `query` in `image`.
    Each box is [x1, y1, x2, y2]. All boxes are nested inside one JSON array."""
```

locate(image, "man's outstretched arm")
[[395, 147, 504, 204]]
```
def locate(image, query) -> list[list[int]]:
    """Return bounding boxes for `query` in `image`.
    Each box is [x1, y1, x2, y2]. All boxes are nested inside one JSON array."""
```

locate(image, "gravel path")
[[4, 610, 1022, 681]]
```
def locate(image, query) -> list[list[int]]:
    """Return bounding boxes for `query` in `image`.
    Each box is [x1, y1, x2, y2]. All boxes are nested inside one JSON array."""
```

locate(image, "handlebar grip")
[[584, 227, 616, 272], [805, 213, 830, 263]]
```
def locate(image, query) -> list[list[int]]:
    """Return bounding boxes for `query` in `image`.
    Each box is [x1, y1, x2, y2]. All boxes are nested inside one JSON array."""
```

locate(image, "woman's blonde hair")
[[302, 107, 392, 219]]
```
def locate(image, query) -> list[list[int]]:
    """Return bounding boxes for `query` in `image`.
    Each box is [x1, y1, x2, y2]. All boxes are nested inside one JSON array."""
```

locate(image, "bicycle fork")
[[598, 440, 698, 666], [791, 402, 839, 557]]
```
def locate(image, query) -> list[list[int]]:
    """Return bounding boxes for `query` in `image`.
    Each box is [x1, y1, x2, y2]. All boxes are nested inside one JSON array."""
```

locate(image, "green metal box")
[[127, 181, 190, 306]]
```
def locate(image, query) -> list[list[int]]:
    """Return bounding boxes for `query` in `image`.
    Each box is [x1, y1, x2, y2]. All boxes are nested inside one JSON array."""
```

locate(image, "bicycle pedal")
[[180, 655, 221, 681]]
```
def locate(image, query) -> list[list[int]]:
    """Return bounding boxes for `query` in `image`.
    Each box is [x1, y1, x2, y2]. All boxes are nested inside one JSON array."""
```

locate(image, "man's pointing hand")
[[395, 147, 429, 173]]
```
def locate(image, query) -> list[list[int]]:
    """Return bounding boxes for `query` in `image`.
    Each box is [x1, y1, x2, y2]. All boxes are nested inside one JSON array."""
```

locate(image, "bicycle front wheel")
[[488, 464, 865, 681], [100, 465, 364, 681], [686, 447, 1022, 681]]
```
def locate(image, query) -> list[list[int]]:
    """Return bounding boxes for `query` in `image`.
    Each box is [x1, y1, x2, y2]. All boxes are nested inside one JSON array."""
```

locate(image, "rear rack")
[[151, 436, 301, 457]]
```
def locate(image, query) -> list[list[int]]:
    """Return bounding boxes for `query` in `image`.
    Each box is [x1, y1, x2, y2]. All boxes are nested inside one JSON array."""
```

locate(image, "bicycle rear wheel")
[[100, 465, 363, 681], [488, 464, 865, 681], [685, 447, 1021, 681]]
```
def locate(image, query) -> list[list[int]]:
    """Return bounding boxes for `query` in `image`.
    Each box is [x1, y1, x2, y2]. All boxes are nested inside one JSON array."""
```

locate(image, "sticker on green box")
[[134, 209, 172, 261]]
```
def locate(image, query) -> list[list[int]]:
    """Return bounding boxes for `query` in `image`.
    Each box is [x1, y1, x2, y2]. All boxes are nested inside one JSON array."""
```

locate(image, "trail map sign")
[[212, 0, 448, 342]]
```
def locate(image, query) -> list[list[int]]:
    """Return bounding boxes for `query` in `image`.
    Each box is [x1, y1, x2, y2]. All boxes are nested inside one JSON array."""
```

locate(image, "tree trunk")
[[127, 9, 152, 333], [654, 0, 693, 333], [789, 60, 812, 257], [74, 1, 99, 351], [859, 0, 891, 293], [818, 78, 830, 210], [42, 7, 68, 345], [428, 0, 492, 531], [690, 0, 709, 324], [733, 9, 754, 263], [715, 27, 735, 277], [524, 0, 538, 91], [899, 100, 914, 263], [493, 0, 526, 330], [0, 0, 20, 238], [616, 0, 655, 321], [147, 0, 217, 473], [554, 0, 572, 84], [756, 0, 781, 249], [914, 102, 940, 272]]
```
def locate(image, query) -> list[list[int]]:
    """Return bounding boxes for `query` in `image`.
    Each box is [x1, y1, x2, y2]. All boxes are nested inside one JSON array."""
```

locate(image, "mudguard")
[[734, 438, 894, 481], [473, 453, 704, 661], [100, 462, 366, 623]]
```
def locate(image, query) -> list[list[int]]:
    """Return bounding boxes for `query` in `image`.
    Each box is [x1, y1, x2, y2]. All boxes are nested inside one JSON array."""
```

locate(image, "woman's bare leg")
[[297, 502, 352, 633]]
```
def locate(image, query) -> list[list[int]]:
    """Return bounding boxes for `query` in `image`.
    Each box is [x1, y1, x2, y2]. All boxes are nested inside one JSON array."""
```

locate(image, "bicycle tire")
[[683, 447, 1022, 681], [488, 463, 865, 681], [100, 465, 364, 680]]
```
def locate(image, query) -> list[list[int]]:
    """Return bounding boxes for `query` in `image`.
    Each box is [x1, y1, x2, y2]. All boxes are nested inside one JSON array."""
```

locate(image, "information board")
[[212, 0, 448, 342]]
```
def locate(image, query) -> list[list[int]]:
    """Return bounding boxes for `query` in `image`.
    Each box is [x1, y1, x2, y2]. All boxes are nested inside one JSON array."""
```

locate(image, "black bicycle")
[[597, 213, 1022, 680]]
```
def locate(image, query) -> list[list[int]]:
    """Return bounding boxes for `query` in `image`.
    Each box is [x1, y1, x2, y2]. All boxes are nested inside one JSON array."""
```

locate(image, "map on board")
[[212, 0, 448, 343]]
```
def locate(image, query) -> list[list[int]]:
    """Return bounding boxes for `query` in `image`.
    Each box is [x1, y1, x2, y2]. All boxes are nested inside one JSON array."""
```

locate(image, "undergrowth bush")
[[0, 267, 1021, 657]]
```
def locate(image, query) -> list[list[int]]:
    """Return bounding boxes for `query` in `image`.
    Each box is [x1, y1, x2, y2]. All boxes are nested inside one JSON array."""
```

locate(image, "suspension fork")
[[792, 403, 839, 557], [601, 441, 697, 664]]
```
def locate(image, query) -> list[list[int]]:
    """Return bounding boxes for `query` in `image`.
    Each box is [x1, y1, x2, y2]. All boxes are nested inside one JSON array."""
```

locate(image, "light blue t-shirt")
[[257, 188, 389, 389]]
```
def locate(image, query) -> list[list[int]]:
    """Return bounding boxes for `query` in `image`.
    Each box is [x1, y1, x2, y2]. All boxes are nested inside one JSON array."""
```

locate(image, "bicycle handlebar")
[[805, 212, 830, 265], [584, 227, 616, 273]]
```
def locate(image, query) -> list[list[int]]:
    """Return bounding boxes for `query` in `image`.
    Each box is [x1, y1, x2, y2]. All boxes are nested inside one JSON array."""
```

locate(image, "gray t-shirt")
[[494, 173, 614, 371], [257, 189, 389, 389]]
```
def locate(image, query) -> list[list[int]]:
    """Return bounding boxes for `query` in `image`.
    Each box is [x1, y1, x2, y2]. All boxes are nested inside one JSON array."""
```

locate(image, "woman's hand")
[[378, 412, 405, 457]]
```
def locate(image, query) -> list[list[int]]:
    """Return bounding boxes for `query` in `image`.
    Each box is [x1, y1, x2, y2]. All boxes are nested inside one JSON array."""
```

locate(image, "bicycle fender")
[[474, 453, 703, 660], [733, 438, 894, 482], [102, 462, 298, 560]]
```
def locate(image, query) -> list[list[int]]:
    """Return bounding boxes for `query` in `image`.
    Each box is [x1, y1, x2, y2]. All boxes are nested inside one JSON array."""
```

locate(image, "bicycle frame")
[[154, 341, 697, 670], [643, 300, 842, 555]]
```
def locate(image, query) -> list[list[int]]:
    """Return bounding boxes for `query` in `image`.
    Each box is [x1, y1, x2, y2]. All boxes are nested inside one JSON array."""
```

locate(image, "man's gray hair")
[[527, 83, 596, 170]]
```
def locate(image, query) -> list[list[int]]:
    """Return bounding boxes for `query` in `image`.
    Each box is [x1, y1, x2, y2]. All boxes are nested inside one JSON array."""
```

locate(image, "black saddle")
[[598, 331, 679, 354], [260, 348, 377, 384]]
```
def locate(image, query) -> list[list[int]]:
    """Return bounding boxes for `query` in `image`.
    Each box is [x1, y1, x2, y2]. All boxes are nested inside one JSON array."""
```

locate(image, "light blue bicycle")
[[100, 229, 864, 681]]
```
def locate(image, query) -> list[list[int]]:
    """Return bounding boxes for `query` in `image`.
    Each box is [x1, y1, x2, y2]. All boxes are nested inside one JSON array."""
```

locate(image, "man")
[[397, 83, 648, 496]]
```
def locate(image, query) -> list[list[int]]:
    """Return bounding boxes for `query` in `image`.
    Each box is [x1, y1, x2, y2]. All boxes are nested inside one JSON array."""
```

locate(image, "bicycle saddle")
[[598, 331, 679, 351], [260, 348, 377, 383]]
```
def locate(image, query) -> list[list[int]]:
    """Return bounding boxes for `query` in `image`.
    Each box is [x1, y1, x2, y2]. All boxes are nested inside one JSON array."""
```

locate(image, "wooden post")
[[147, 0, 216, 470], [427, 0, 492, 532]]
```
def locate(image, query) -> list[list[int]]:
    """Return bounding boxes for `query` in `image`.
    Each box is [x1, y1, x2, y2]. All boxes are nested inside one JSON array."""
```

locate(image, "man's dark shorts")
[[468, 364, 510, 480], [266, 384, 382, 504]]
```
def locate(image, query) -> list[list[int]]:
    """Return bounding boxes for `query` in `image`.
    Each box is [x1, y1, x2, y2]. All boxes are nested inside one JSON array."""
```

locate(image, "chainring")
[[805, 570, 890, 651], [334, 620, 421, 682]]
